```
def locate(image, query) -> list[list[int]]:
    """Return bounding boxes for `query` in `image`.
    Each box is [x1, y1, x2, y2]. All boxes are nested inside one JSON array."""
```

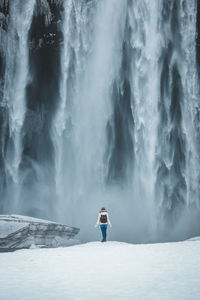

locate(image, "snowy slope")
[[0, 214, 57, 224], [0, 240, 200, 300]]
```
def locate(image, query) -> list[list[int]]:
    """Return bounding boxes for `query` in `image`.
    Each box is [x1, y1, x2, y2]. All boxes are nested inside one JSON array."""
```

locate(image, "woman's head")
[[101, 207, 106, 211]]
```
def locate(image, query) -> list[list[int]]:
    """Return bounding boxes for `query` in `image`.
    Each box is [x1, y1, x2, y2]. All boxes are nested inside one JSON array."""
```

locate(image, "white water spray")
[[2, 0, 35, 209]]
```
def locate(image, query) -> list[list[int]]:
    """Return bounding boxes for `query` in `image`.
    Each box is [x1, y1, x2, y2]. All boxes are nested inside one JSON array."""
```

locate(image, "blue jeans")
[[100, 224, 108, 240]]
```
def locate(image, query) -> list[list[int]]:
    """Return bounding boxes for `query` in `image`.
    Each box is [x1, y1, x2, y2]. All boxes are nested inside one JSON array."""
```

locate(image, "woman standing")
[[96, 207, 112, 242]]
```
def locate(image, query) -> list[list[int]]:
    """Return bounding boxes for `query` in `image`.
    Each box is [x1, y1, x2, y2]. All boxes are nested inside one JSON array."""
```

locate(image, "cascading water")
[[156, 0, 200, 240], [0, 0, 199, 243], [0, 0, 36, 211]]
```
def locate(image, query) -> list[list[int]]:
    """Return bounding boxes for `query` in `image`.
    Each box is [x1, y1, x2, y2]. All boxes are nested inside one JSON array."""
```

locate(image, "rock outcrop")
[[0, 215, 80, 250]]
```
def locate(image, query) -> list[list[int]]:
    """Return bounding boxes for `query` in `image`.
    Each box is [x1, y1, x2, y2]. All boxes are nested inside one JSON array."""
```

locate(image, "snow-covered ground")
[[0, 240, 200, 300]]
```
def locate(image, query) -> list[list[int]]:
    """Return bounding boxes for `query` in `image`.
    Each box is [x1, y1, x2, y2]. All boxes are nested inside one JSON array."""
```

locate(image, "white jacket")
[[96, 211, 111, 226]]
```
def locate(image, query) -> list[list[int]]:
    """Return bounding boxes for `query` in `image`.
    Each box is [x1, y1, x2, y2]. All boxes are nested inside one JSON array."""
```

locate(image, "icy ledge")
[[0, 214, 80, 250]]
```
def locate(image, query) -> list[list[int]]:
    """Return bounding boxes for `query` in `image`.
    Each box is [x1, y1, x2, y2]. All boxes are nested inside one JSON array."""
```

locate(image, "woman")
[[96, 207, 111, 242]]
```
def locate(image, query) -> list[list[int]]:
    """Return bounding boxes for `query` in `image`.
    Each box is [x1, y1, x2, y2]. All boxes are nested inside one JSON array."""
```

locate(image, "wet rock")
[[0, 214, 80, 250]]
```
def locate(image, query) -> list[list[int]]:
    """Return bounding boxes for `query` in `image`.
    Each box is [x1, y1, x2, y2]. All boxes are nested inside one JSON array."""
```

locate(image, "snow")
[[0, 240, 200, 299], [0, 221, 27, 238], [0, 214, 57, 224]]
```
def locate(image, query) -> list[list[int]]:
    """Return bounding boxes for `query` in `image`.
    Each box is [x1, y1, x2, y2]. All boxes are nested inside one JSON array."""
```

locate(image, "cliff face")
[[25, 0, 62, 165]]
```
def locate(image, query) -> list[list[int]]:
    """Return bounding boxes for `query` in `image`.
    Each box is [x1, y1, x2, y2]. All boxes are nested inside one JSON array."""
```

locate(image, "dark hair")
[[101, 207, 106, 211]]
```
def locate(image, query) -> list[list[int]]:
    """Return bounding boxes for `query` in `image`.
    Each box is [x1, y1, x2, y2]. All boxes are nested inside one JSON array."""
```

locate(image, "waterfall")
[[155, 0, 200, 239], [52, 0, 96, 218], [0, 0, 200, 242], [0, 0, 36, 211], [180, 0, 200, 208]]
